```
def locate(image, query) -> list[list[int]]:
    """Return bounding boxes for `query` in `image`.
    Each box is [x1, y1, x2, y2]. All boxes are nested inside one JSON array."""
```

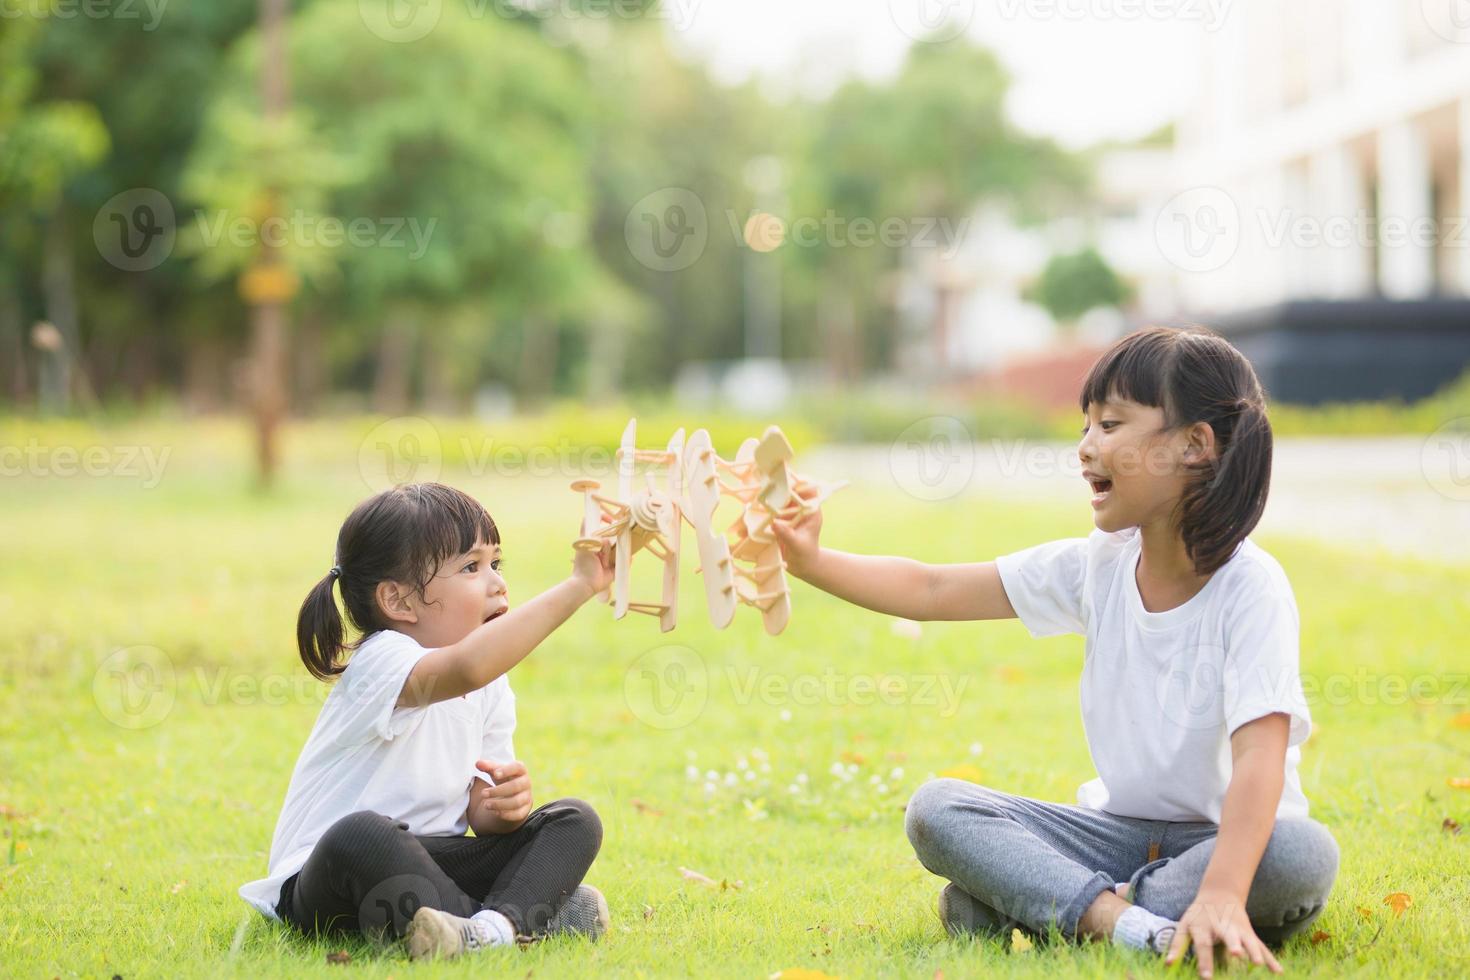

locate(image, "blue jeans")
[[904, 779, 1338, 946]]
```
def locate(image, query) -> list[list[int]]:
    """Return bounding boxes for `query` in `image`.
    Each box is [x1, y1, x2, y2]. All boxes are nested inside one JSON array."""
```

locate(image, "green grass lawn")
[[2, 418, 1468, 978]]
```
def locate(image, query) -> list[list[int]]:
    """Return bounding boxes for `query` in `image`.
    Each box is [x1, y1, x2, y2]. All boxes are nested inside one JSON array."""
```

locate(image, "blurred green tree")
[[1027, 247, 1130, 326]]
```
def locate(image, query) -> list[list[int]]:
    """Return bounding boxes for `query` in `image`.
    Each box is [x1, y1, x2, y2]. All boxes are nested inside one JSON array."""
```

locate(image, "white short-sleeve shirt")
[[238, 630, 516, 919], [995, 527, 1311, 824]]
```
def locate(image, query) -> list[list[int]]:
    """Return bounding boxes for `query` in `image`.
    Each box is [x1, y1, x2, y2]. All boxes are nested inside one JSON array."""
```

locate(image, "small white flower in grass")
[[703, 781, 716, 794], [847, 763, 858, 775], [779, 709, 792, 722], [788, 783, 801, 794], [891, 618, 922, 640], [796, 772, 808, 785], [759, 762, 771, 773], [736, 757, 748, 771], [829, 762, 845, 777], [869, 774, 881, 785], [969, 742, 983, 756], [686, 765, 700, 780], [890, 767, 904, 780], [877, 784, 889, 794], [724, 772, 738, 787], [744, 770, 756, 782], [705, 769, 719, 782]]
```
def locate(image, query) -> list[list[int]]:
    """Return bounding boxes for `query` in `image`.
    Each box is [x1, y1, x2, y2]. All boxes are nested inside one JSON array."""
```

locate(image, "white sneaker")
[[404, 906, 505, 960]]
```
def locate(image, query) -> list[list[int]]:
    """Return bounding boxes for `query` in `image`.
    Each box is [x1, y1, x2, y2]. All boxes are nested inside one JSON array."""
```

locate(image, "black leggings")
[[278, 798, 602, 940]]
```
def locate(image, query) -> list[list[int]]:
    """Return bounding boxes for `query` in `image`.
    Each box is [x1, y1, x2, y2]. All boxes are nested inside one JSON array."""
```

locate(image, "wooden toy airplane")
[[570, 420, 843, 635], [571, 419, 683, 632], [709, 426, 844, 635]]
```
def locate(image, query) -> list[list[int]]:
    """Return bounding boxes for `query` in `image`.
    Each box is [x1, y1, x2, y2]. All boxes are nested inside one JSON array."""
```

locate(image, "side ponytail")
[[1080, 326, 1275, 577], [297, 571, 347, 681], [1176, 395, 1273, 576]]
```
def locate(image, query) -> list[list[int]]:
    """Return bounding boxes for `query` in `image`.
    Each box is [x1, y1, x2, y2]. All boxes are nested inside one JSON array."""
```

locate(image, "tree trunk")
[[515, 315, 558, 409], [0, 273, 29, 406], [41, 207, 79, 413], [292, 306, 327, 416], [373, 311, 417, 414]]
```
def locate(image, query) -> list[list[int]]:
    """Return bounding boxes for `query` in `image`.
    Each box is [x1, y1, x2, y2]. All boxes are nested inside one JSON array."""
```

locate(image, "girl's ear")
[[1182, 420, 1217, 464], [375, 580, 418, 625]]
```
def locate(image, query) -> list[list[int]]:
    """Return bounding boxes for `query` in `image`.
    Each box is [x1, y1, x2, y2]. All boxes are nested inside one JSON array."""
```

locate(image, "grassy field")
[[1, 417, 1468, 978]]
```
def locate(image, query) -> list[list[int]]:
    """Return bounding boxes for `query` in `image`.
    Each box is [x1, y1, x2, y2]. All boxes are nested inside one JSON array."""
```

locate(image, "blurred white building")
[[906, 0, 1470, 402], [1163, 0, 1470, 312]]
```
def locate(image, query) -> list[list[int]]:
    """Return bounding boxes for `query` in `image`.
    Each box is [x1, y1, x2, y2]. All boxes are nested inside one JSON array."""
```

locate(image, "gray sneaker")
[[542, 884, 610, 941], [404, 906, 503, 960]]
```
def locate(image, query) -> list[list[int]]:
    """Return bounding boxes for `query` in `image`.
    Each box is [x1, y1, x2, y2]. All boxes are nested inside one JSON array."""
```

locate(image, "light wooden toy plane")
[[570, 419, 844, 635]]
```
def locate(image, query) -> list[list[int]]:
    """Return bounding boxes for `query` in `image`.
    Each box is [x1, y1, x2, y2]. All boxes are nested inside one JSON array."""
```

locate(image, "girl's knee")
[[905, 778, 994, 850], [547, 797, 603, 848], [1262, 820, 1339, 895], [1248, 820, 1339, 930], [317, 810, 399, 860]]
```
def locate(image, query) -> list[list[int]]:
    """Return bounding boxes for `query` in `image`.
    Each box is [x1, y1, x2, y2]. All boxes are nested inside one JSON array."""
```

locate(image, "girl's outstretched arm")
[[772, 491, 1017, 623], [397, 543, 614, 708], [1164, 713, 1289, 977]]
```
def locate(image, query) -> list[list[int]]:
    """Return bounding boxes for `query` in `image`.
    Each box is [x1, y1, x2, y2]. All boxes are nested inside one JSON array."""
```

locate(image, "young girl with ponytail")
[[774, 326, 1338, 978], [240, 482, 615, 961]]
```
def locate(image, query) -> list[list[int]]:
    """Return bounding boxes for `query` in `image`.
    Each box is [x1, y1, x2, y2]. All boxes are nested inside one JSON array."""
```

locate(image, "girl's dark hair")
[[296, 483, 499, 681], [1079, 325, 1272, 576]]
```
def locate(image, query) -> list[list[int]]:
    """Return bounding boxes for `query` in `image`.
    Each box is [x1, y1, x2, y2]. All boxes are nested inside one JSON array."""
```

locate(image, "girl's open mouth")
[[1088, 478, 1113, 507], [483, 607, 508, 624]]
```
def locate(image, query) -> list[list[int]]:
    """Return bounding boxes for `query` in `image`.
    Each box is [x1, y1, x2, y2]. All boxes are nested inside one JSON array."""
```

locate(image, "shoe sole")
[[585, 885, 611, 939], [546, 885, 610, 941], [405, 906, 462, 960]]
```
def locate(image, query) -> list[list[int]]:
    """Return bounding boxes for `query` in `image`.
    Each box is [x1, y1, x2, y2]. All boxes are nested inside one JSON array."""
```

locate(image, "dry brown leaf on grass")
[[1383, 892, 1413, 915], [325, 950, 351, 965], [643, 904, 655, 920], [1444, 817, 1462, 835], [630, 798, 663, 817], [1356, 906, 1374, 919], [679, 866, 743, 890], [169, 880, 187, 894], [1310, 930, 1331, 945]]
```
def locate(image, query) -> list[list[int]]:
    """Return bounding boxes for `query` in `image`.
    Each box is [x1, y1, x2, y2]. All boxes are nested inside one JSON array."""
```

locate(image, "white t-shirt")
[[995, 527, 1311, 824], [238, 630, 516, 920]]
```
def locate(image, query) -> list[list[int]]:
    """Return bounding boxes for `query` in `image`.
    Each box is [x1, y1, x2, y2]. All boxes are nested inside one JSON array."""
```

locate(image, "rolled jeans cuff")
[[1060, 870, 1116, 938]]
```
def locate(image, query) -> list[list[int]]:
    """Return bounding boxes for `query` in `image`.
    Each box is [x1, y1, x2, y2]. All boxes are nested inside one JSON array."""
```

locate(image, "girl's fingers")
[[485, 776, 530, 798], [490, 792, 532, 813], [1246, 937, 1265, 966], [1192, 927, 1214, 978], [1263, 946, 1283, 973], [1165, 924, 1191, 964]]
